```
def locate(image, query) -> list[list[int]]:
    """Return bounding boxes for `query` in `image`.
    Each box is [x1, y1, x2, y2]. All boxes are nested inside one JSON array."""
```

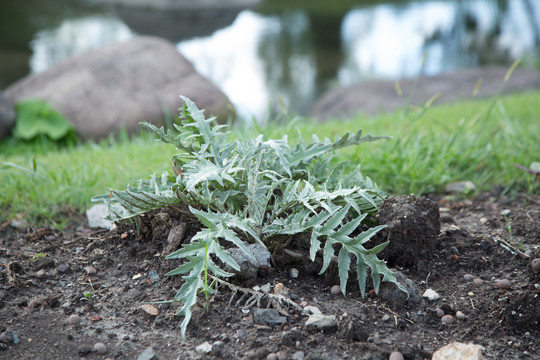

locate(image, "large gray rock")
[[0, 92, 16, 140], [228, 242, 271, 280], [4, 36, 234, 140], [311, 67, 540, 120]]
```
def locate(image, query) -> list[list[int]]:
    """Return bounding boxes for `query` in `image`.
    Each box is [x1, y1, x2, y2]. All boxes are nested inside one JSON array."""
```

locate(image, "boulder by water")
[[0, 92, 16, 140], [4, 36, 234, 140], [311, 67, 540, 120]]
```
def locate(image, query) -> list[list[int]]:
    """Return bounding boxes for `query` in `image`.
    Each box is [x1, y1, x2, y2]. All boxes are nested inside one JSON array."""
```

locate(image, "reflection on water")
[[178, 12, 278, 120], [4, 0, 540, 120], [30, 15, 134, 73]]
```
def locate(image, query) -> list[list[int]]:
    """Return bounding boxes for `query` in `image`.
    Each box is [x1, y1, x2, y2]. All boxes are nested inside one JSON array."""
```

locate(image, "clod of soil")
[[374, 195, 440, 270]]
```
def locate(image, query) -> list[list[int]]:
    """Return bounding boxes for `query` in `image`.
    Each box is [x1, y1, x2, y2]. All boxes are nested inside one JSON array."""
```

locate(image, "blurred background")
[[1, 0, 539, 121]]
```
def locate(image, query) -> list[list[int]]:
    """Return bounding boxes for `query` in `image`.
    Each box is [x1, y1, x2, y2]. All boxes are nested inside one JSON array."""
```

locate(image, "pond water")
[[1, 0, 539, 120]]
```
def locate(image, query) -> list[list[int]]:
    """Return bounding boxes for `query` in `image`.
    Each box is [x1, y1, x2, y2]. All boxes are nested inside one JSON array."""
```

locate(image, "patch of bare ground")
[[0, 190, 538, 359]]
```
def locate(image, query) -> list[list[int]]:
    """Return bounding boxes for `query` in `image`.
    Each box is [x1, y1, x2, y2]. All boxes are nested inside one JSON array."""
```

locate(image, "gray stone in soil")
[[211, 341, 225, 357], [305, 314, 338, 332], [530, 258, 540, 273], [0, 92, 15, 140], [195, 341, 212, 354], [260, 283, 271, 293], [495, 279, 512, 289], [0, 331, 19, 344], [93, 342, 107, 354], [228, 243, 271, 279], [303, 305, 322, 315], [137, 347, 161, 360], [4, 36, 234, 140], [252, 308, 287, 326], [441, 314, 455, 324], [378, 271, 422, 309], [56, 264, 70, 273]]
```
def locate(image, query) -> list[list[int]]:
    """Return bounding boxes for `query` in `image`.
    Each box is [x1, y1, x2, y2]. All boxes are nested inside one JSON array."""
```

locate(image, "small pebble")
[[267, 353, 279, 360], [303, 305, 322, 315], [57, 264, 70, 273], [434, 307, 444, 318], [195, 341, 212, 354], [423, 288, 440, 301], [330, 285, 341, 295], [389, 351, 404, 360], [473, 278, 484, 286], [260, 283, 271, 293], [289, 268, 299, 278], [531, 258, 540, 273], [0, 331, 19, 344], [93, 342, 107, 354], [456, 311, 466, 320], [67, 314, 80, 325], [85, 266, 97, 275], [479, 217, 488, 224], [292, 351, 305, 360], [495, 279, 512, 290], [441, 315, 454, 324], [463, 274, 474, 281]]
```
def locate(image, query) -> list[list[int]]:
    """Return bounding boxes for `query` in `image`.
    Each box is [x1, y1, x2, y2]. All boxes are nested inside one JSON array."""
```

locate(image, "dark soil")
[[1, 191, 539, 360]]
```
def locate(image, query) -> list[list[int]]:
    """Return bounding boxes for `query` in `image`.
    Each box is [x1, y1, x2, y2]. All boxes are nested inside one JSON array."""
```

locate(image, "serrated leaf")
[[366, 240, 390, 255], [166, 239, 207, 260], [320, 204, 351, 234], [165, 256, 203, 275], [338, 247, 351, 295], [176, 277, 204, 339], [349, 225, 387, 246], [334, 215, 365, 240], [309, 230, 322, 261], [370, 261, 382, 294], [356, 257, 368, 298], [319, 238, 336, 275], [210, 241, 240, 271]]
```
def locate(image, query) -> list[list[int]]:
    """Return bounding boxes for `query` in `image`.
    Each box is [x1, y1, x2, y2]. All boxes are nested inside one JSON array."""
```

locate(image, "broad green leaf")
[[14, 99, 73, 140]]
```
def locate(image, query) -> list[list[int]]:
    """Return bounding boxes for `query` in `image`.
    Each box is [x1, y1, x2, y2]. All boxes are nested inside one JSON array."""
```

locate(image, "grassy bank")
[[1, 90, 539, 226]]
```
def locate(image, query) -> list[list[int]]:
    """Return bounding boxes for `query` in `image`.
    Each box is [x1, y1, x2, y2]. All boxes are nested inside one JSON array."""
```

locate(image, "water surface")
[[1, 0, 538, 120]]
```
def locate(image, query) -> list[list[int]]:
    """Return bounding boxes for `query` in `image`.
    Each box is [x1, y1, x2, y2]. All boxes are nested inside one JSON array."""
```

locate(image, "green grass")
[[1, 90, 539, 226], [288, 90, 540, 195]]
